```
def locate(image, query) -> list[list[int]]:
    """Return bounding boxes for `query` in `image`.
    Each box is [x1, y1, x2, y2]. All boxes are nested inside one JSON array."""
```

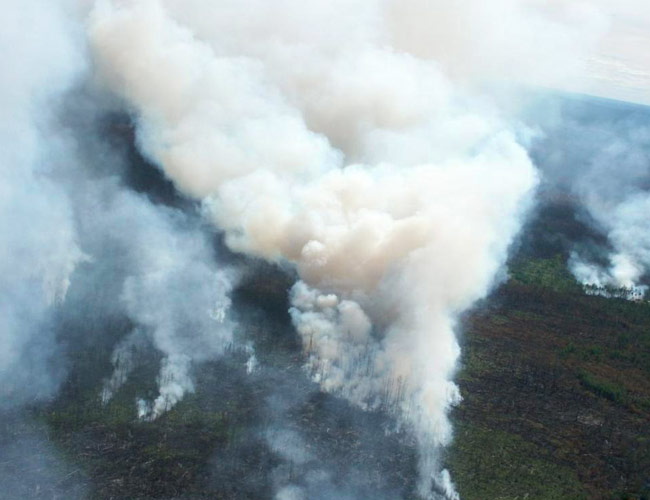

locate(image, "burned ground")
[[446, 190, 650, 500], [1, 112, 649, 499], [1, 191, 646, 500]]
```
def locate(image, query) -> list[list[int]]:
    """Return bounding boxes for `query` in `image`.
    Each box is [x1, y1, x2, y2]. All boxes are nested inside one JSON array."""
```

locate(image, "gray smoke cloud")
[[527, 95, 650, 297], [0, 0, 86, 408], [83, 1, 609, 496], [0, 413, 88, 499], [1, 0, 238, 421], [570, 121, 650, 295], [85, 186, 236, 419], [0, 1, 89, 497], [2, 0, 632, 499], [263, 369, 404, 500]]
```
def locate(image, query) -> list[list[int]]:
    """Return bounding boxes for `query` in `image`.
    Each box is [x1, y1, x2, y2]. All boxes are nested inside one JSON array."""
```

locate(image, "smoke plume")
[[87, 187, 236, 419], [82, 1, 581, 496], [1, 0, 239, 420], [0, 0, 86, 408], [527, 95, 650, 297], [1, 0, 624, 497]]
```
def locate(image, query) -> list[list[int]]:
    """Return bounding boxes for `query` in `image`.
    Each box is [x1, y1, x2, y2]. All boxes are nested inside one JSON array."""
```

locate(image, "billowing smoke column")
[[4, 0, 631, 497], [86, 1, 547, 496]]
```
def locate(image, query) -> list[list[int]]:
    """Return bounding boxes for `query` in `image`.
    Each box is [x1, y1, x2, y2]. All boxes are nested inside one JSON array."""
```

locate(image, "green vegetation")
[[560, 343, 604, 362], [577, 370, 650, 412], [31, 365, 238, 499], [577, 370, 628, 406], [558, 330, 650, 376], [447, 250, 650, 499], [510, 255, 582, 293], [448, 423, 587, 500], [9, 250, 648, 499]]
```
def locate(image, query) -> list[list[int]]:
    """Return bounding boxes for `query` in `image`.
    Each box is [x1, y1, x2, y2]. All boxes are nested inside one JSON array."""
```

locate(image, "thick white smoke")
[[0, 0, 86, 406], [572, 184, 650, 297], [570, 202, 650, 298], [85, 0, 611, 496], [0, 0, 237, 419]]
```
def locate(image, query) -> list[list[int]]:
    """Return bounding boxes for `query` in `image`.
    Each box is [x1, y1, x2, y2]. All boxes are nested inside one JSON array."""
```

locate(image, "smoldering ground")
[[1, 76, 423, 498], [521, 93, 650, 295], [208, 284, 420, 500]]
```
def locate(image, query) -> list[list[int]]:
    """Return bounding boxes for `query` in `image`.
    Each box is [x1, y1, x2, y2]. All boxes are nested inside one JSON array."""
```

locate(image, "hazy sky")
[[582, 2, 650, 104]]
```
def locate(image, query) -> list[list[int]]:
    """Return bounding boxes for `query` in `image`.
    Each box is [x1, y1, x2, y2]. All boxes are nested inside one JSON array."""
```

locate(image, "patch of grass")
[[510, 255, 581, 294], [510, 310, 546, 322], [33, 362, 238, 499], [577, 370, 626, 405], [456, 346, 499, 383], [575, 370, 650, 411], [609, 333, 650, 375], [447, 423, 588, 500], [559, 342, 577, 359], [559, 343, 604, 362]]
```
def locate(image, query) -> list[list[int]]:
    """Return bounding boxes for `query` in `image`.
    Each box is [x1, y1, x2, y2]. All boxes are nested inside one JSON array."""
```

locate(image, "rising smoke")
[[1, 0, 622, 498], [1, 0, 239, 420], [0, 1, 89, 496], [569, 119, 650, 296], [84, 1, 591, 496], [527, 94, 650, 297], [0, 0, 86, 409], [86, 186, 236, 419]]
